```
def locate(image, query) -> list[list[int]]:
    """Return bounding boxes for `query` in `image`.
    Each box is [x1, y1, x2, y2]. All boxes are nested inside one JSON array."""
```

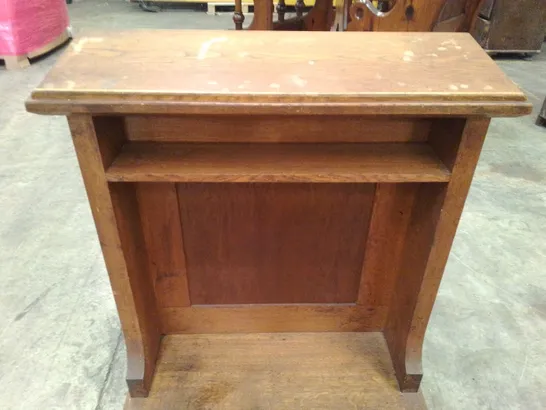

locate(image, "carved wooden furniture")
[[343, 0, 484, 32], [26, 30, 530, 408], [471, 0, 546, 54], [235, 0, 484, 32]]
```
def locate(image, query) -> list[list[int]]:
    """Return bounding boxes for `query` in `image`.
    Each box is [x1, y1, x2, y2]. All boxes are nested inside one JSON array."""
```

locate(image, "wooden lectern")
[[26, 31, 530, 409]]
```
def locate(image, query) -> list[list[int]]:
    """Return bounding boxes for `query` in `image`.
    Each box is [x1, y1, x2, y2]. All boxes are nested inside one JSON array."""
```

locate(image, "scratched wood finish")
[[124, 116, 431, 143], [136, 183, 190, 308], [160, 305, 385, 333], [106, 143, 451, 183], [178, 183, 374, 304], [26, 31, 531, 401], [26, 31, 531, 117], [125, 333, 427, 410]]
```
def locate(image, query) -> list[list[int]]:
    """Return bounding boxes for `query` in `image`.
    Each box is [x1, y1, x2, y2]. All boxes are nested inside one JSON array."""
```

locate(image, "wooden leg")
[[465, 0, 487, 33], [2, 55, 30, 70], [302, 0, 334, 30], [384, 118, 491, 391], [67, 115, 161, 397], [276, 0, 287, 22], [295, 0, 305, 17], [233, 0, 245, 29], [249, 0, 274, 30], [273, 0, 332, 31], [331, 0, 350, 31]]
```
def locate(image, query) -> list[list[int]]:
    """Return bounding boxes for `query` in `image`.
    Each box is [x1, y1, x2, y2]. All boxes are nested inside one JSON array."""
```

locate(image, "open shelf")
[[125, 333, 426, 409], [106, 143, 450, 183]]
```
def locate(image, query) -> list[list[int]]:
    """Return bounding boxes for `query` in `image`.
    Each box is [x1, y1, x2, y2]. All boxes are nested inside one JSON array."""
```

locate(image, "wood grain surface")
[[358, 183, 419, 308], [125, 333, 427, 410], [106, 143, 451, 183], [26, 30, 530, 116], [385, 118, 491, 392], [124, 115, 431, 143], [67, 116, 160, 397], [136, 183, 190, 308], [177, 183, 373, 304], [160, 305, 385, 333]]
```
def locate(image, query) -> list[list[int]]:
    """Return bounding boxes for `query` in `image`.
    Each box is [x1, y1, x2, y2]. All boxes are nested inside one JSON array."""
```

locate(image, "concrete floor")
[[1, 0, 545, 408]]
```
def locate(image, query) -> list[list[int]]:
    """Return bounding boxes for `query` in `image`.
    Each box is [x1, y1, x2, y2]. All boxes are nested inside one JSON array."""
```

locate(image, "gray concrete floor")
[[0, 0, 545, 408]]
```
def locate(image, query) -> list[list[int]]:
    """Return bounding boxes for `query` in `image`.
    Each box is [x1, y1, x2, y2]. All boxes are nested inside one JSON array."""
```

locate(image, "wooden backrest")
[[346, 0, 485, 32]]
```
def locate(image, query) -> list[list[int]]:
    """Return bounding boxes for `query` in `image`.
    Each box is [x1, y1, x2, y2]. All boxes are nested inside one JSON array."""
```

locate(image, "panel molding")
[[177, 183, 374, 305]]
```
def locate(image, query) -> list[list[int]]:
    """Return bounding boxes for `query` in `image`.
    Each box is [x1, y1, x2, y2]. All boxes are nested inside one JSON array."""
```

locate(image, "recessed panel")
[[178, 183, 375, 304]]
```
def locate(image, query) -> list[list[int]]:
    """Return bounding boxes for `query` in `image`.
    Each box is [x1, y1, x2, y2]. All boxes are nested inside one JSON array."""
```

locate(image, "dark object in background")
[[139, 0, 160, 12], [537, 97, 546, 127], [472, 0, 546, 55]]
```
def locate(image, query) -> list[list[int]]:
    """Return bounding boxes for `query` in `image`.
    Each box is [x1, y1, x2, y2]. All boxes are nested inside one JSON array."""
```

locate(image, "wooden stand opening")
[[66, 113, 486, 400]]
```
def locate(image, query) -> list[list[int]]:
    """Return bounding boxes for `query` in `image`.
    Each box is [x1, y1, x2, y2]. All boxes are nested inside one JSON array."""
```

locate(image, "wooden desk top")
[[27, 30, 530, 116]]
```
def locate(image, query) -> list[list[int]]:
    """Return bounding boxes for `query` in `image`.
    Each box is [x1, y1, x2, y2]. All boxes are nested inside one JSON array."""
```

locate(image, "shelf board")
[[106, 143, 450, 183], [124, 333, 426, 409]]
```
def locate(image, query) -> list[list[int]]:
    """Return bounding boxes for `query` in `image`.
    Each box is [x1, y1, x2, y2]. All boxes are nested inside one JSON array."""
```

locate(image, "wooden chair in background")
[[234, 0, 485, 32]]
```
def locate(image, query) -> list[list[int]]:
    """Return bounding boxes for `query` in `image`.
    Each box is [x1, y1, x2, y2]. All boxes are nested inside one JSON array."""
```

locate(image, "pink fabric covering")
[[0, 0, 69, 56]]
